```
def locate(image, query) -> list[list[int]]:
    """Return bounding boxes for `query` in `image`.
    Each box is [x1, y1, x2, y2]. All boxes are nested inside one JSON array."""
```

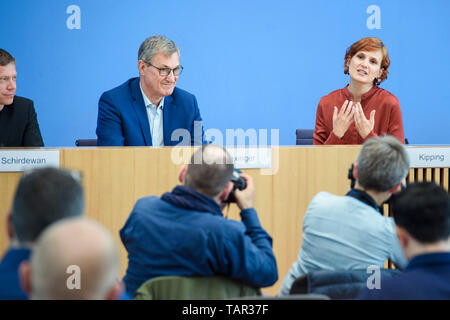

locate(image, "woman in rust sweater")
[[313, 37, 405, 145]]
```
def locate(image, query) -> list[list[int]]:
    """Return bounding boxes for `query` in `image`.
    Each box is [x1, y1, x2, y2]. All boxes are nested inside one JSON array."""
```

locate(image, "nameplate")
[[407, 147, 450, 168], [226, 147, 272, 169], [0, 150, 60, 172]]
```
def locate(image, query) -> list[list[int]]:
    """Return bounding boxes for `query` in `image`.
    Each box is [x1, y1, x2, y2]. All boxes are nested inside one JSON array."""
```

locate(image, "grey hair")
[[138, 35, 180, 63], [357, 135, 410, 192], [184, 144, 234, 197]]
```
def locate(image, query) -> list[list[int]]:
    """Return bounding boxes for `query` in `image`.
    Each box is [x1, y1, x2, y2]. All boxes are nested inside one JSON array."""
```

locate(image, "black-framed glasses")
[[144, 61, 183, 77]]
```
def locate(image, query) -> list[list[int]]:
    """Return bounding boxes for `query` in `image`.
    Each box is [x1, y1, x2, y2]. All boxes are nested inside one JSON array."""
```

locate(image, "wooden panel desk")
[[0, 146, 449, 296]]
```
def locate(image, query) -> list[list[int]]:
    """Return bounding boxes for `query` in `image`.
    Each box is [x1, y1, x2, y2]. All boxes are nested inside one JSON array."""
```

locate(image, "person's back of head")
[[183, 144, 234, 198], [11, 167, 85, 244], [22, 218, 121, 300], [392, 182, 450, 245], [356, 135, 410, 192]]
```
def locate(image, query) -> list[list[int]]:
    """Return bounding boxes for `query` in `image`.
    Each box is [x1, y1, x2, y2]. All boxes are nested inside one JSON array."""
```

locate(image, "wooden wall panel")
[[0, 173, 21, 255]]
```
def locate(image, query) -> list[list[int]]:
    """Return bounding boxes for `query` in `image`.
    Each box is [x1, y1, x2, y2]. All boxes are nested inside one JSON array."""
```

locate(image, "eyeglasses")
[[144, 61, 183, 77]]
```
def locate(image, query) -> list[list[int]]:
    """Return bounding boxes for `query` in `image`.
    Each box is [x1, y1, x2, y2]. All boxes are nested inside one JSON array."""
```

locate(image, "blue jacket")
[[0, 248, 31, 300], [358, 252, 450, 299], [120, 186, 278, 296], [96, 77, 204, 146]]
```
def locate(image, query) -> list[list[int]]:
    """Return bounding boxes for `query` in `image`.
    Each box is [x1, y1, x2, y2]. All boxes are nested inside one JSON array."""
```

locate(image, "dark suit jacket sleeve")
[[190, 95, 205, 145], [23, 100, 44, 147], [96, 92, 125, 146]]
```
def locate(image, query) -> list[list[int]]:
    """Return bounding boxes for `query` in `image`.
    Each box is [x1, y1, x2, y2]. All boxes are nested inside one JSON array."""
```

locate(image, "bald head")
[[27, 218, 120, 300], [184, 144, 234, 197]]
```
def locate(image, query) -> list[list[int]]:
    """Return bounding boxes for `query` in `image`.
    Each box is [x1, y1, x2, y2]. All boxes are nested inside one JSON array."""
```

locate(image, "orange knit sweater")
[[313, 85, 405, 145]]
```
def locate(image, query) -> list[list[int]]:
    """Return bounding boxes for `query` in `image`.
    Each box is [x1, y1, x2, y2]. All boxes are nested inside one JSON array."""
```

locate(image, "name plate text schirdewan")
[[0, 150, 60, 172]]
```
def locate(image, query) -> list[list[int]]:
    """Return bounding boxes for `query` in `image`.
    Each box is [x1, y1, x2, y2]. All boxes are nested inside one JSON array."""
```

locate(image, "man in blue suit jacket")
[[358, 182, 450, 300], [96, 35, 204, 146]]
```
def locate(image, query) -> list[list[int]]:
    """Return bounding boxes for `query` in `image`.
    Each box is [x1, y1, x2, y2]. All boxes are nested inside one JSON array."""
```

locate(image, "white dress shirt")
[[140, 82, 164, 147]]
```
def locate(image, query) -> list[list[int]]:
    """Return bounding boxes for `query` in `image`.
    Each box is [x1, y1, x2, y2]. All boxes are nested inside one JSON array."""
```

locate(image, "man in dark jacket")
[[120, 144, 278, 296], [359, 182, 450, 299], [0, 49, 44, 147]]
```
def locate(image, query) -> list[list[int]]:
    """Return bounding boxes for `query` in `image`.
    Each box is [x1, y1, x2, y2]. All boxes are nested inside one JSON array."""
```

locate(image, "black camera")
[[226, 169, 247, 203], [348, 163, 356, 189]]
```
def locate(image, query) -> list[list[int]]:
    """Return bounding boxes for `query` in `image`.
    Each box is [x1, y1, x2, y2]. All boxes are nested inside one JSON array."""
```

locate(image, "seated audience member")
[[0, 49, 44, 147], [96, 35, 204, 146], [359, 182, 450, 299], [278, 135, 409, 296], [20, 218, 123, 300], [0, 167, 84, 299], [120, 144, 278, 296]]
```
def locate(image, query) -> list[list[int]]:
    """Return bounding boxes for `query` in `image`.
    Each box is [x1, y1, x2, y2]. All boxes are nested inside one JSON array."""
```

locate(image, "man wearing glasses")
[[96, 35, 204, 146]]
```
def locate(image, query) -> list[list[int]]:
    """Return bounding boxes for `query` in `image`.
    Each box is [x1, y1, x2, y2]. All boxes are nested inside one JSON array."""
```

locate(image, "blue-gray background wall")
[[1, 0, 449, 146]]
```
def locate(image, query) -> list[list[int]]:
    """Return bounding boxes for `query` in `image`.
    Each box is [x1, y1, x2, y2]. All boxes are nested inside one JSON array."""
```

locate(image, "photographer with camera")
[[278, 135, 409, 296], [120, 144, 278, 297]]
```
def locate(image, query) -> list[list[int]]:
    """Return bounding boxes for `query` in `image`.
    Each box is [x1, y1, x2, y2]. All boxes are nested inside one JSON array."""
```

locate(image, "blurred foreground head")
[[11, 167, 85, 244], [21, 218, 121, 300]]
